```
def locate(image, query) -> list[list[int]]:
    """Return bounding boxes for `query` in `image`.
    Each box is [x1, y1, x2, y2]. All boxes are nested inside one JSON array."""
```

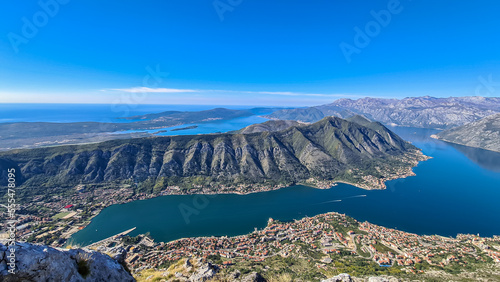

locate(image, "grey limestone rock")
[[0, 242, 134, 282], [240, 271, 267, 282], [188, 259, 218, 282], [321, 273, 353, 282]]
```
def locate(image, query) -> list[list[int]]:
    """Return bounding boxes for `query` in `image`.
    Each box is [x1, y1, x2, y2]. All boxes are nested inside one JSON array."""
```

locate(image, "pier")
[[85, 227, 136, 249]]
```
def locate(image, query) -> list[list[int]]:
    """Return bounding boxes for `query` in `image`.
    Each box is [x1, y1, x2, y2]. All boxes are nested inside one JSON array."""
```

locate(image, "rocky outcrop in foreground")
[[136, 258, 265, 282], [322, 273, 401, 282], [0, 242, 134, 282]]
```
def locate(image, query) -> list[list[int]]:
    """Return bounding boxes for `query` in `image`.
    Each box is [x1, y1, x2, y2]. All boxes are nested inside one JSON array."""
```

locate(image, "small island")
[[170, 125, 199, 131]]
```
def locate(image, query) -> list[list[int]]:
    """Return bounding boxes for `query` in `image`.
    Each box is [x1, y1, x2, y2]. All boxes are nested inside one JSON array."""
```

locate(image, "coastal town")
[[82, 212, 500, 281], [0, 182, 290, 247]]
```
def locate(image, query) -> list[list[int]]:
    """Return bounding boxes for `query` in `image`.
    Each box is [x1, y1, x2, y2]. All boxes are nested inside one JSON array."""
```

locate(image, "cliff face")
[[265, 96, 500, 129], [0, 242, 134, 282], [434, 113, 500, 153], [0, 117, 423, 189]]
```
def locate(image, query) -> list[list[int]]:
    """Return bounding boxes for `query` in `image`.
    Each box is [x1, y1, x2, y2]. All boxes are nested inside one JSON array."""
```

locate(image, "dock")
[[85, 227, 136, 248]]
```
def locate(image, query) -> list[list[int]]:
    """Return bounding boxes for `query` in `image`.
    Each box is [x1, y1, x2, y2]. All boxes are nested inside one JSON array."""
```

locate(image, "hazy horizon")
[[2, 1, 500, 105], [1, 95, 499, 108]]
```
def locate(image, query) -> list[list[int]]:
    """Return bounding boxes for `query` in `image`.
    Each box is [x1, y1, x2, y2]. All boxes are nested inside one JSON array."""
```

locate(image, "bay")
[[69, 126, 500, 246], [113, 115, 268, 136]]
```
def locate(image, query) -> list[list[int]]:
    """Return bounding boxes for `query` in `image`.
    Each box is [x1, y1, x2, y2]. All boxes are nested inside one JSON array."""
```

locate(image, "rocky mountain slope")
[[265, 96, 500, 129], [135, 258, 266, 282], [433, 113, 500, 153], [233, 120, 303, 134], [265, 107, 354, 123], [0, 117, 426, 191], [0, 242, 134, 282]]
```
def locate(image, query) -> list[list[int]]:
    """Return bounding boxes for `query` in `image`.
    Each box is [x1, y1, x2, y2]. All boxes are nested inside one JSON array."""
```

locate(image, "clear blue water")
[[0, 104, 258, 123], [114, 115, 269, 136], [69, 125, 500, 246]]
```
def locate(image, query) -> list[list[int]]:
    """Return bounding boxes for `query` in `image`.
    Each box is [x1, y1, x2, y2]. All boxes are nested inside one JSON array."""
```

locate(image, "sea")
[[0, 103, 257, 123], [1, 104, 499, 246]]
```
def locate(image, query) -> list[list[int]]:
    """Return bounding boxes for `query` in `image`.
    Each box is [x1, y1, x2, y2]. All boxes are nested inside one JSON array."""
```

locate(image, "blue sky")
[[1, 0, 500, 106]]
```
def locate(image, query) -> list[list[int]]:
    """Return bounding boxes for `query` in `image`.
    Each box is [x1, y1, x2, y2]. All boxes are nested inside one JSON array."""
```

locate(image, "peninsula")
[[432, 113, 500, 153], [0, 116, 427, 195]]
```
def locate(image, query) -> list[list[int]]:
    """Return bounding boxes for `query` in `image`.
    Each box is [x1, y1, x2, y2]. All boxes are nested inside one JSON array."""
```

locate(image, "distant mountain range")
[[0, 116, 426, 191], [433, 113, 500, 153], [265, 96, 500, 129], [3, 96, 500, 151]]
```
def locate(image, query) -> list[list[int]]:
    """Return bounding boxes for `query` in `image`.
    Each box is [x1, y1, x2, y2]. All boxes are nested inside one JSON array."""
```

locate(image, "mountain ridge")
[[433, 113, 500, 153], [232, 120, 304, 134], [0, 117, 427, 193], [264, 96, 500, 129]]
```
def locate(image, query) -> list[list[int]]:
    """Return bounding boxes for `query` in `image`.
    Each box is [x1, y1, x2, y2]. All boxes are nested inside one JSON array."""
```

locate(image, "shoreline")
[[69, 156, 429, 246], [141, 211, 500, 247], [431, 134, 500, 154], [82, 211, 500, 281], [53, 150, 430, 246]]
